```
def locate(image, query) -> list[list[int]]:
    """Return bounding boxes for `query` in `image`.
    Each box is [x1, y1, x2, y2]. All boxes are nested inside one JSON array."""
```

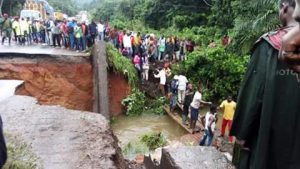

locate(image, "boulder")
[[158, 146, 234, 169]]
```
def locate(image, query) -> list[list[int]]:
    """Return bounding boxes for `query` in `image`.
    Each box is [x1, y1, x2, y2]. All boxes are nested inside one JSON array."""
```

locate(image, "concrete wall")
[[92, 42, 132, 117]]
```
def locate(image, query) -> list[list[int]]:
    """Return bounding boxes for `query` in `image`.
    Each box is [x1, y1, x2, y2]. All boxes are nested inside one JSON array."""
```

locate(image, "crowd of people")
[[168, 72, 236, 146], [1, 12, 197, 58], [0, 13, 108, 52]]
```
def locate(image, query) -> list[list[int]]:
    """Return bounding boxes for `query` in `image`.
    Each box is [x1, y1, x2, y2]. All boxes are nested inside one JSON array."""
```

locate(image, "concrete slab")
[[160, 146, 234, 169]]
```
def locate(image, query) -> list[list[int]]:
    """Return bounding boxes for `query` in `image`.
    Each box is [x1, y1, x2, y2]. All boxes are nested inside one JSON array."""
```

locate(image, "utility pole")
[[9, 0, 12, 16], [0, 0, 3, 17]]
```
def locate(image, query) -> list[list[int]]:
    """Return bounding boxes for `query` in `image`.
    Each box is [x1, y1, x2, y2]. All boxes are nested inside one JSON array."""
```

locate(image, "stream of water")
[[112, 106, 224, 159], [112, 114, 187, 147]]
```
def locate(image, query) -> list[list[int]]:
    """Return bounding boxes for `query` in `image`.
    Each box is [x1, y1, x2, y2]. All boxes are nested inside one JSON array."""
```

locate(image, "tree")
[[47, 0, 79, 16], [1, 0, 25, 17], [230, 0, 279, 54]]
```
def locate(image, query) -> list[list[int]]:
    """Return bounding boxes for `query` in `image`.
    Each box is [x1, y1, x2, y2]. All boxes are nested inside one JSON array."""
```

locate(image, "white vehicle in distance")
[[20, 10, 41, 20]]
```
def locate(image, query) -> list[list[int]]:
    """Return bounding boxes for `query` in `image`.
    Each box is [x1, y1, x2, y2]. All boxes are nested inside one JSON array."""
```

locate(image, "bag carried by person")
[[170, 79, 178, 91], [67, 25, 74, 34]]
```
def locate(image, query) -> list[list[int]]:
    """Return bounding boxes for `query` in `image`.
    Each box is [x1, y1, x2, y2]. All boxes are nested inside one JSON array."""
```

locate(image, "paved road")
[[0, 43, 90, 57], [0, 96, 122, 169]]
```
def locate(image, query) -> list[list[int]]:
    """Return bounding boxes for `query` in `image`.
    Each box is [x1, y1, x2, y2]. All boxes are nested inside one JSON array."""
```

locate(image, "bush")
[[106, 43, 138, 86], [122, 141, 149, 160], [141, 132, 166, 151], [122, 89, 167, 116], [122, 89, 146, 116], [182, 46, 249, 102], [144, 97, 167, 116]]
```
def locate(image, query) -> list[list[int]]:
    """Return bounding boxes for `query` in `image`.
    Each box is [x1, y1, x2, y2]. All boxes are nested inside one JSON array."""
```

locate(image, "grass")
[[106, 43, 138, 87], [122, 141, 149, 160], [3, 133, 41, 169]]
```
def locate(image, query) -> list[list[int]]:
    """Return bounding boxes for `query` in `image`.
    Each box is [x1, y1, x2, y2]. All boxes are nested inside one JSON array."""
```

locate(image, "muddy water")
[[112, 107, 222, 147], [112, 114, 187, 147], [112, 107, 223, 159]]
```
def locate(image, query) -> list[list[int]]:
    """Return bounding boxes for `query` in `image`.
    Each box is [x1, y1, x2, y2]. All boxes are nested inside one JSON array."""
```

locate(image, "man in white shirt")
[[123, 32, 133, 57], [177, 73, 188, 104], [190, 82, 211, 133], [97, 22, 104, 41], [154, 68, 166, 96]]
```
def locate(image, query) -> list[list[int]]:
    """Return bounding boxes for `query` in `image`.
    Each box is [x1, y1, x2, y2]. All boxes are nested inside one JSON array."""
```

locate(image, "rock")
[[159, 146, 234, 169], [0, 96, 125, 169]]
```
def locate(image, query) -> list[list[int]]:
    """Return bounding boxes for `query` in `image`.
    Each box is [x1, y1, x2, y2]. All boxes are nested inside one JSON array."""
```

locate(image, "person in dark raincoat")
[[0, 116, 7, 167], [230, 0, 300, 168]]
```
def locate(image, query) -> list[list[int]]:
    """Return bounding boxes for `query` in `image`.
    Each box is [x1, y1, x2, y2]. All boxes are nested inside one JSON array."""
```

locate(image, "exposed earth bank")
[[0, 56, 93, 111]]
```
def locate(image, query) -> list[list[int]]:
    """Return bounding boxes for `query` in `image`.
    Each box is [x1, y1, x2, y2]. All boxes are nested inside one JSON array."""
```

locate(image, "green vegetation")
[[88, 0, 279, 54], [47, 0, 79, 16], [106, 43, 138, 86], [122, 141, 149, 159], [141, 132, 166, 151], [179, 46, 249, 102], [121, 88, 145, 116], [122, 89, 166, 116], [122, 132, 167, 158], [94, 0, 280, 101], [3, 133, 41, 169], [0, 0, 25, 17], [144, 97, 167, 116]]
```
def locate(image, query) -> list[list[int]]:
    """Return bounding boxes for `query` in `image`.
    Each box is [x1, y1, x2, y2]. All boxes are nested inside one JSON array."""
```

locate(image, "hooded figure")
[[0, 116, 7, 167]]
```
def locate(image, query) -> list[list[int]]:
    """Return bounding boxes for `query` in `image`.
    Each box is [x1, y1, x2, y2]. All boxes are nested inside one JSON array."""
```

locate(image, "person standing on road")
[[158, 35, 166, 61], [1, 13, 12, 45], [46, 18, 54, 46], [123, 32, 133, 58], [67, 19, 76, 50], [75, 22, 83, 52], [219, 94, 236, 143], [81, 21, 88, 50], [97, 21, 104, 41], [89, 20, 98, 45], [19, 18, 29, 45], [61, 20, 69, 48], [52, 21, 62, 48]]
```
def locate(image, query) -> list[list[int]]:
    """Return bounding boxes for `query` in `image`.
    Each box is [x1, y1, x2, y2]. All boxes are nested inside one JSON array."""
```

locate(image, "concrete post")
[[92, 41, 109, 119]]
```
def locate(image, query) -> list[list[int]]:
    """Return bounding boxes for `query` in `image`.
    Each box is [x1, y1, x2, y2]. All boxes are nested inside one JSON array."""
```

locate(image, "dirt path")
[[0, 96, 124, 169]]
